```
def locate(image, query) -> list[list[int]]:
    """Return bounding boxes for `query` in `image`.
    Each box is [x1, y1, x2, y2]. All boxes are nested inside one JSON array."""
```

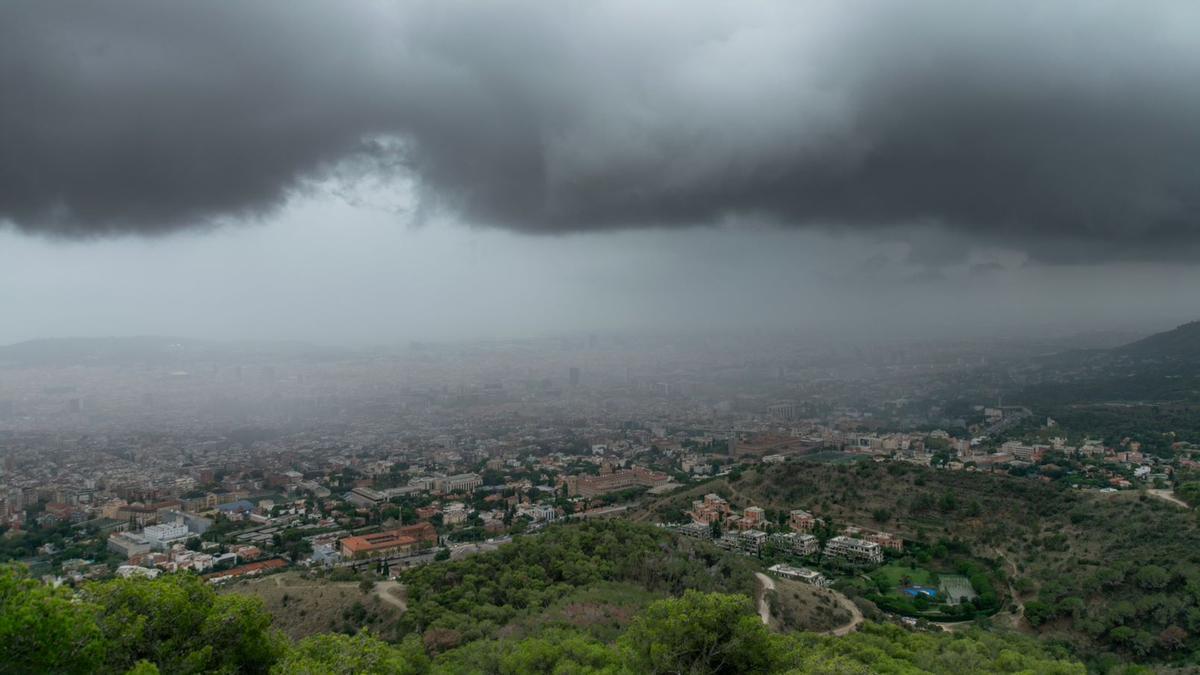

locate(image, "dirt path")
[[373, 580, 406, 611], [754, 572, 775, 626], [755, 571, 862, 636], [824, 589, 864, 637], [1148, 489, 1190, 509]]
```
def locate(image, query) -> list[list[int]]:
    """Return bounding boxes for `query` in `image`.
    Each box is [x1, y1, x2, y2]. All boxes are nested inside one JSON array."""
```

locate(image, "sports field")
[[937, 574, 978, 605]]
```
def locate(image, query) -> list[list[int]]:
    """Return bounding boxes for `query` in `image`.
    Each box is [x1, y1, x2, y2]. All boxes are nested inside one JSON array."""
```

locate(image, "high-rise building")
[[569, 367, 580, 386]]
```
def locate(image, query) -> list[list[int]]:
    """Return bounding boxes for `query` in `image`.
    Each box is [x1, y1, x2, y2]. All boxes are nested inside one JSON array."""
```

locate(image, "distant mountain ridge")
[[1116, 320, 1200, 360]]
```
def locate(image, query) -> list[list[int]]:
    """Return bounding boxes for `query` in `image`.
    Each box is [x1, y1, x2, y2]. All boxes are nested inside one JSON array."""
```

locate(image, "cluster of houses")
[[673, 494, 902, 570]]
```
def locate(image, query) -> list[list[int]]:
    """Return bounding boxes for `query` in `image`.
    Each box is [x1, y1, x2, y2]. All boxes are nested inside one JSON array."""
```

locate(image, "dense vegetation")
[[2, 562, 1083, 674], [645, 460, 1200, 668], [399, 519, 757, 647]]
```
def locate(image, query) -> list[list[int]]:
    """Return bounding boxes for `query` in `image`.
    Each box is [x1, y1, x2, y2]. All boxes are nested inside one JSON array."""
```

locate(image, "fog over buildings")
[[3, 0, 1200, 345]]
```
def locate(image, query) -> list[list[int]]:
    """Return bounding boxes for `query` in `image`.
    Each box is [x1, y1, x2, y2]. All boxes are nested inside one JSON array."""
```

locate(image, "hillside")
[[640, 460, 1200, 669], [1118, 320, 1200, 360], [217, 571, 406, 641], [1, 520, 1086, 674], [1013, 319, 1200, 407]]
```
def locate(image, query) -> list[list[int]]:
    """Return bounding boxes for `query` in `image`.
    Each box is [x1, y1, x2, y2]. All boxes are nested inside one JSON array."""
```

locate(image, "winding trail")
[[754, 572, 775, 625], [825, 590, 864, 637], [373, 580, 407, 611], [1148, 489, 1190, 509], [754, 572, 863, 636]]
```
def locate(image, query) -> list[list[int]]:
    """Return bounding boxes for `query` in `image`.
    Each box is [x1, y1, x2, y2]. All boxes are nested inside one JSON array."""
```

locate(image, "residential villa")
[[769, 531, 819, 557], [824, 535, 884, 565], [688, 493, 733, 524], [789, 509, 819, 533]]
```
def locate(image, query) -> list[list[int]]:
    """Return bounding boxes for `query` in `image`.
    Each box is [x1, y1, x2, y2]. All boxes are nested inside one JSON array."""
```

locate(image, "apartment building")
[[823, 535, 883, 565], [769, 531, 819, 557]]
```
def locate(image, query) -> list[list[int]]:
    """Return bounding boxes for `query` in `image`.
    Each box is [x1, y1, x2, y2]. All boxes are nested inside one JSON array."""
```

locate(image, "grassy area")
[[767, 579, 853, 633], [220, 571, 404, 641], [871, 564, 936, 590], [498, 581, 664, 643]]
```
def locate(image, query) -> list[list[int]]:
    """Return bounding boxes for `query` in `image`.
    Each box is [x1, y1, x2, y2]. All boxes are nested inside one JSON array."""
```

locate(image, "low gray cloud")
[[3, 1, 1200, 261]]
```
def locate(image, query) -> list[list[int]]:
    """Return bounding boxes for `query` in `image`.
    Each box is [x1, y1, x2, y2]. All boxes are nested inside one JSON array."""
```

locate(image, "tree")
[[271, 632, 427, 675], [0, 565, 106, 674], [83, 572, 286, 674], [1134, 564, 1172, 590], [710, 519, 722, 539], [1023, 600, 1056, 627], [619, 591, 778, 675]]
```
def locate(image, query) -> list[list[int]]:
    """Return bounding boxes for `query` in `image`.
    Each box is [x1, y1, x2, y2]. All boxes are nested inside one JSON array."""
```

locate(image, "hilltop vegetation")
[[643, 459, 1200, 667], [2, 560, 1083, 674], [399, 519, 758, 647]]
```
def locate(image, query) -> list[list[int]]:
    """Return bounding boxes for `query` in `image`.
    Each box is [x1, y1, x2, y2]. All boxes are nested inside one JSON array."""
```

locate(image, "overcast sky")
[[2, 0, 1199, 345]]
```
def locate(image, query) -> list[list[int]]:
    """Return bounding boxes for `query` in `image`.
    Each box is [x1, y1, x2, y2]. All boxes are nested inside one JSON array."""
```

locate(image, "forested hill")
[[642, 460, 1200, 668], [1015, 319, 1200, 406], [1, 518, 1086, 674], [1117, 320, 1200, 360]]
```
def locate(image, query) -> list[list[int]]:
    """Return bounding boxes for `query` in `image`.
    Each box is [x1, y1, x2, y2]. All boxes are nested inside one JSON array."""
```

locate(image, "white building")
[[823, 535, 883, 565], [436, 473, 483, 494], [142, 521, 190, 550], [108, 532, 151, 558], [767, 563, 827, 586], [116, 565, 161, 579], [520, 504, 558, 523]]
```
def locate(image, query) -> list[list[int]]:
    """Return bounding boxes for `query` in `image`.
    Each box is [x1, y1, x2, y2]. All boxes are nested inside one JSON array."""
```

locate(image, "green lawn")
[[871, 564, 936, 590]]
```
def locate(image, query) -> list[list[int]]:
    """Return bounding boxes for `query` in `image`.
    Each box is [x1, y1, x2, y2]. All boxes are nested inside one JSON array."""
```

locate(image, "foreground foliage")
[[1, 560, 1084, 674], [661, 460, 1200, 665], [400, 519, 757, 646]]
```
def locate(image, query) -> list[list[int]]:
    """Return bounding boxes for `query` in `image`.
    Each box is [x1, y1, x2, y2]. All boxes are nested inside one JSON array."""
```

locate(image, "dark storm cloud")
[[3, 1, 1200, 261]]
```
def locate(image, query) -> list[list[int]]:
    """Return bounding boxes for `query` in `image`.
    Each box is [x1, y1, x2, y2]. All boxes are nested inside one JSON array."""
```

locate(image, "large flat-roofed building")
[[108, 532, 151, 558], [768, 563, 827, 585], [345, 487, 386, 508], [435, 473, 483, 495], [340, 522, 437, 559], [824, 535, 883, 565], [563, 466, 669, 498], [142, 521, 190, 550]]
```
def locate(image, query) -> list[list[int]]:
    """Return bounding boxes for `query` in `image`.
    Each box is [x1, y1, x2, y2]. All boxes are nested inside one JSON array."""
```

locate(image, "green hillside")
[[1, 518, 1084, 674], [641, 460, 1200, 669]]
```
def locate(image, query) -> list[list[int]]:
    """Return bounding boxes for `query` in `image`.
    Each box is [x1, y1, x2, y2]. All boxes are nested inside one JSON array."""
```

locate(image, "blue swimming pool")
[[902, 586, 939, 599]]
